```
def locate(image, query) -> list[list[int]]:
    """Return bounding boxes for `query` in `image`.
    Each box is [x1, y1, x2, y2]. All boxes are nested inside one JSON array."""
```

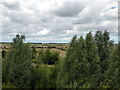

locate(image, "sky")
[[1, 0, 119, 43]]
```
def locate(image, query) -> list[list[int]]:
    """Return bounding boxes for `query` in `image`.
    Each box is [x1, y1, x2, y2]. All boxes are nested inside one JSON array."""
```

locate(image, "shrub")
[[38, 49, 59, 65]]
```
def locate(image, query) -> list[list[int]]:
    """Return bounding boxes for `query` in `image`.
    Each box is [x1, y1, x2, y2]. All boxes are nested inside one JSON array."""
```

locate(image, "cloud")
[[101, 7, 118, 21], [36, 29, 50, 35], [1, 0, 118, 43], [73, 2, 110, 24], [51, 2, 85, 17], [2, 0, 20, 10]]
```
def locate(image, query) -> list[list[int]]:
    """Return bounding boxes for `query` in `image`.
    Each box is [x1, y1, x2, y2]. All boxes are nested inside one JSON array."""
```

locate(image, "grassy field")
[[0, 43, 69, 58]]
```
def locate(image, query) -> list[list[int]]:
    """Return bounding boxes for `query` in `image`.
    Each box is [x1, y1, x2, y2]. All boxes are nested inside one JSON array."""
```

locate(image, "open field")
[[0, 43, 69, 58]]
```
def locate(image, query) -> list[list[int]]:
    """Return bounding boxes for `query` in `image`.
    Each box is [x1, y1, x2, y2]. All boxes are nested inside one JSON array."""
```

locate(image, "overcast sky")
[[1, 0, 119, 43]]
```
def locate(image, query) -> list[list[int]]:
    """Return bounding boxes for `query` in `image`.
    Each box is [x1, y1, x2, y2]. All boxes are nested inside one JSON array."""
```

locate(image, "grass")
[[1, 43, 68, 58]]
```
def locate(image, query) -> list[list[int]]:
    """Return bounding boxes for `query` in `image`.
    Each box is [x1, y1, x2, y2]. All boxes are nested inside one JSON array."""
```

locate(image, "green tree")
[[66, 35, 78, 58], [57, 35, 88, 88], [105, 42, 120, 88], [85, 32, 99, 87], [94, 30, 111, 87], [3, 34, 32, 88], [32, 46, 37, 59], [43, 49, 52, 64], [38, 49, 44, 64], [51, 51, 59, 64], [39, 49, 59, 65], [73, 36, 88, 88], [30, 65, 49, 88], [57, 35, 77, 88], [116, 42, 120, 88], [57, 53, 75, 88], [95, 30, 111, 73]]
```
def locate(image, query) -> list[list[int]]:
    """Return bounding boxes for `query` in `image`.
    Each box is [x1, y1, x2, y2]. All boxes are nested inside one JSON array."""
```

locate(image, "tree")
[[30, 65, 49, 88], [73, 36, 88, 88], [2, 50, 6, 58], [38, 49, 59, 65], [94, 30, 117, 87], [95, 30, 111, 73], [85, 32, 99, 87], [43, 49, 51, 64], [66, 35, 78, 59], [51, 51, 59, 64], [105, 42, 120, 88], [57, 35, 78, 88], [32, 46, 37, 59], [3, 34, 32, 88], [57, 35, 88, 88], [94, 30, 111, 87], [57, 53, 76, 88]]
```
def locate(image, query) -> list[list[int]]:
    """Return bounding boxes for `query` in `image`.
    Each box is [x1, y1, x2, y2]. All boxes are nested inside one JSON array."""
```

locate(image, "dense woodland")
[[2, 30, 120, 88]]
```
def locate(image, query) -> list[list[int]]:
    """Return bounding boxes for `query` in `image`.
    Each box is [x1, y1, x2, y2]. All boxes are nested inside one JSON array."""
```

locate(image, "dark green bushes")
[[30, 64, 59, 88], [38, 49, 59, 65]]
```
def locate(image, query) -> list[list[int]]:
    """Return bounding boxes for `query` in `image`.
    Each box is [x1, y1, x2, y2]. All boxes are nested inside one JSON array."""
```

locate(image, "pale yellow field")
[[0, 43, 69, 58]]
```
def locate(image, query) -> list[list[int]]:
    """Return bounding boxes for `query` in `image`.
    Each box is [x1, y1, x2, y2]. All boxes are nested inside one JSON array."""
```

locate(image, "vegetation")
[[38, 49, 59, 65], [2, 34, 32, 88], [57, 30, 120, 88], [2, 31, 120, 88]]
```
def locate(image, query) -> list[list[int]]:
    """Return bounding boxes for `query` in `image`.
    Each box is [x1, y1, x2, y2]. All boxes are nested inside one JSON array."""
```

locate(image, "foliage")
[[85, 32, 100, 87], [32, 46, 37, 59], [30, 65, 49, 88], [57, 35, 88, 88], [30, 64, 59, 88], [38, 49, 59, 65], [57, 31, 119, 88], [2, 50, 6, 58], [2, 31, 120, 88], [94, 30, 113, 87], [2, 34, 32, 88], [2, 83, 16, 88], [104, 42, 120, 88]]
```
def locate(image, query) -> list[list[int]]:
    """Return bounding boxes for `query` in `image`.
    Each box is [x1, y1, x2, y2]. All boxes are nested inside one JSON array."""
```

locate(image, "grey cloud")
[[52, 2, 85, 17], [2, 1, 20, 11], [1, 0, 118, 43], [102, 14, 118, 21], [73, 3, 105, 24]]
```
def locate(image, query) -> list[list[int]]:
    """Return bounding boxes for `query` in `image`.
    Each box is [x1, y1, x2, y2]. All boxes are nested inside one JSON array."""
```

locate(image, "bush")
[[2, 83, 16, 88], [38, 49, 59, 65], [30, 64, 59, 88], [30, 65, 48, 88]]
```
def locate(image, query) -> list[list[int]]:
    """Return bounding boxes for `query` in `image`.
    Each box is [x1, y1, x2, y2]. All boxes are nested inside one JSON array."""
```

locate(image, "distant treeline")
[[1, 42, 69, 44]]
